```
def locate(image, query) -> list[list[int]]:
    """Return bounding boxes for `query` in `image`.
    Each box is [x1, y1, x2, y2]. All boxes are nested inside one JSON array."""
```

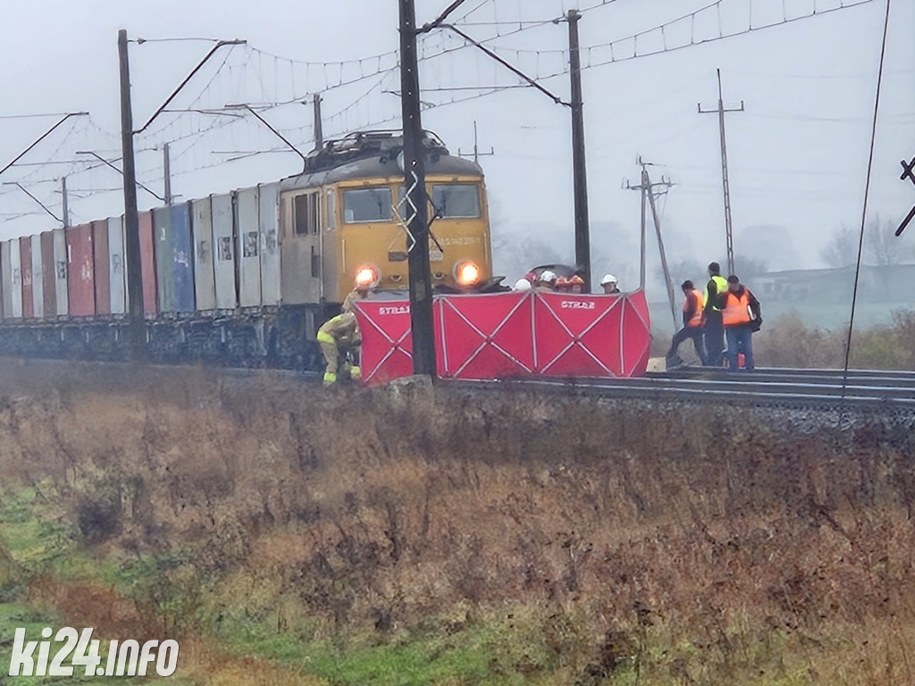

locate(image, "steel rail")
[[3, 358, 914, 412]]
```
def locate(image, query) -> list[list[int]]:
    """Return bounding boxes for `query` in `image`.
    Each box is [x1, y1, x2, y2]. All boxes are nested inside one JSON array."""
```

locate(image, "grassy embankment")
[[0, 362, 913, 684]]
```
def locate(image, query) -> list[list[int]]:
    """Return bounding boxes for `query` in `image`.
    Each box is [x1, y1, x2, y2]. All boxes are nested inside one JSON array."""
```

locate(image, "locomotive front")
[[281, 130, 495, 309]]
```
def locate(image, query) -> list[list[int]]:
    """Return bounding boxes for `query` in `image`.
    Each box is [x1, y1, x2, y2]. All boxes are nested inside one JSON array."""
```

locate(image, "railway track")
[[474, 367, 915, 411], [186, 363, 915, 412], [5, 358, 915, 412]]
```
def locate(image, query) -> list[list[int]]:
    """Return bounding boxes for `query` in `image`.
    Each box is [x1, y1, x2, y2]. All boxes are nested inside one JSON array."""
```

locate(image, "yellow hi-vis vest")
[[317, 313, 357, 344], [705, 275, 728, 312]]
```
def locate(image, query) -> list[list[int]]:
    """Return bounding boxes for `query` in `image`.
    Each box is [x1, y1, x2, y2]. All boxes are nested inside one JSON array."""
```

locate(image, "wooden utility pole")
[[567, 9, 591, 291], [118, 29, 146, 358], [646, 178, 678, 330], [626, 160, 676, 327], [399, 0, 436, 377], [639, 167, 648, 290], [699, 68, 743, 276]]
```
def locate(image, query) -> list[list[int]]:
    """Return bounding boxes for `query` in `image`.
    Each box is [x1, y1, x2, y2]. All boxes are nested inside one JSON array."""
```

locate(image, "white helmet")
[[513, 278, 532, 292], [539, 270, 557, 283], [600, 273, 618, 286]]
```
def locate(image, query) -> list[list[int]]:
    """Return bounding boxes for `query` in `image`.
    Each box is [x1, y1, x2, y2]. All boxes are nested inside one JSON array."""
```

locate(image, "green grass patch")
[[218, 611, 563, 686]]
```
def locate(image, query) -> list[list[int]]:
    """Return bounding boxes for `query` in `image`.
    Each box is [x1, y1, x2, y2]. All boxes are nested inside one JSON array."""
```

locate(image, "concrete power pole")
[[163, 142, 173, 205], [61, 176, 70, 228], [699, 68, 743, 276], [567, 9, 591, 292], [398, 0, 436, 378], [312, 93, 324, 150], [118, 29, 146, 359]]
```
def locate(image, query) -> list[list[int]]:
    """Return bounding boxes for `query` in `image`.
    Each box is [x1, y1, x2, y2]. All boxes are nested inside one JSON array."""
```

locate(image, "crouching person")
[[316, 312, 362, 386]]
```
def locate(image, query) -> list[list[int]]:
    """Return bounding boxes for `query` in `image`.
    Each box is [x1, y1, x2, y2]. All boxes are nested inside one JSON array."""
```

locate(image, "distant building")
[[754, 265, 915, 306], [649, 264, 915, 333]]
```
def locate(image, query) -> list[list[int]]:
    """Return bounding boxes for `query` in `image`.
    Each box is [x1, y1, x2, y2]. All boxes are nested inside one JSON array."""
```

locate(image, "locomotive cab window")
[[342, 188, 392, 224], [430, 184, 481, 219], [294, 193, 320, 235]]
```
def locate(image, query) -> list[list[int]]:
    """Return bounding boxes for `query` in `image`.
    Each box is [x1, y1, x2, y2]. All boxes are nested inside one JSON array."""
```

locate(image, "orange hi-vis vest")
[[722, 290, 752, 327], [684, 289, 705, 328]]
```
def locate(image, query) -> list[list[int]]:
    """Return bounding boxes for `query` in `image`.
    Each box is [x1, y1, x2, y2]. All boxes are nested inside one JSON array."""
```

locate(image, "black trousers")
[[703, 312, 724, 367], [668, 326, 707, 365]]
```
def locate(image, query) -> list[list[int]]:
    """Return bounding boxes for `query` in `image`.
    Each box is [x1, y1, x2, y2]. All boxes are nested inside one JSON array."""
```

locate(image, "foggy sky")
[[0, 0, 911, 284]]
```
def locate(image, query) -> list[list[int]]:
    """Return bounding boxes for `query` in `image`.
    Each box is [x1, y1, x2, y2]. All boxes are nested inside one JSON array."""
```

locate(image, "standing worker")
[[567, 275, 585, 294], [703, 262, 729, 367], [316, 312, 362, 386], [536, 270, 558, 293], [722, 274, 761, 372], [666, 280, 708, 368], [342, 270, 375, 314], [600, 274, 620, 294]]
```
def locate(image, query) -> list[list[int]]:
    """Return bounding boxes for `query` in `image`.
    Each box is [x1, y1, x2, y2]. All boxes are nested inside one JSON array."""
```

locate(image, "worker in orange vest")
[[666, 280, 708, 368], [722, 274, 762, 372]]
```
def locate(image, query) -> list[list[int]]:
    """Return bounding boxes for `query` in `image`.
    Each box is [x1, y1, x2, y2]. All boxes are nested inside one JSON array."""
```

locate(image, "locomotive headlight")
[[355, 264, 381, 288], [454, 260, 481, 287]]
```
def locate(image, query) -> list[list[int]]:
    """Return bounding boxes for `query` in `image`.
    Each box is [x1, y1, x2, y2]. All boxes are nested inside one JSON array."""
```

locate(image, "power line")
[[843, 0, 892, 385], [482, 0, 876, 67]]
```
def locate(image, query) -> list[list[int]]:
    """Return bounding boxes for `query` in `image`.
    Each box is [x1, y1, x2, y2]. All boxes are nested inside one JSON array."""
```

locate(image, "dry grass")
[[0, 360, 913, 684], [754, 308, 915, 370]]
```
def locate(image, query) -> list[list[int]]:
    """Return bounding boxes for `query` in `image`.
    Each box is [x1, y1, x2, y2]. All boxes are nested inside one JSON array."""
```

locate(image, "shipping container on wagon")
[[138, 211, 158, 317], [1, 242, 12, 319], [52, 229, 68, 317], [0, 242, 5, 320], [30, 235, 44, 319], [191, 197, 216, 311], [235, 187, 261, 308], [107, 217, 126, 315], [67, 224, 95, 317], [211, 193, 237, 310], [92, 220, 110, 316], [8, 238, 22, 319], [40, 232, 56, 319], [258, 183, 281, 307], [168, 202, 196, 312], [152, 207, 173, 312], [20, 237, 34, 319], [154, 203, 194, 314]]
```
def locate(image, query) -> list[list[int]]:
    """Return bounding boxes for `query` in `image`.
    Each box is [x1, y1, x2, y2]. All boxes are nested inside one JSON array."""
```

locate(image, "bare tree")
[[820, 225, 858, 268], [865, 215, 908, 266], [823, 217, 915, 268]]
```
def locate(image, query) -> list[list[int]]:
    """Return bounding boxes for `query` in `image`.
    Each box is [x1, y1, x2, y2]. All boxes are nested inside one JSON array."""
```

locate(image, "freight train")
[[0, 130, 497, 368]]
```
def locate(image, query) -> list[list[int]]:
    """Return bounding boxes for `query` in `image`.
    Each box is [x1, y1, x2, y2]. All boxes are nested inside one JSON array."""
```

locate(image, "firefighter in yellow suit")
[[316, 312, 362, 386]]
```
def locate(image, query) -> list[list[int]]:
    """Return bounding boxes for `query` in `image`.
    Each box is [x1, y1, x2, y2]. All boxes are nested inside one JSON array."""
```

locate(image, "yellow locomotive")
[[278, 130, 494, 305]]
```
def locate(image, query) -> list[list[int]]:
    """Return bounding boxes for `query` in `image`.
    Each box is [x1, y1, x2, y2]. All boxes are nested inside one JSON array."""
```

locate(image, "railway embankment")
[[0, 360, 913, 685]]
